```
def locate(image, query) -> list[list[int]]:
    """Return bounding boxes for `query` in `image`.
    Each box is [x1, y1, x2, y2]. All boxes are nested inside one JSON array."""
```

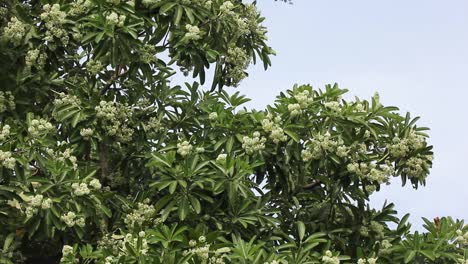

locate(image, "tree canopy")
[[0, 0, 466, 263]]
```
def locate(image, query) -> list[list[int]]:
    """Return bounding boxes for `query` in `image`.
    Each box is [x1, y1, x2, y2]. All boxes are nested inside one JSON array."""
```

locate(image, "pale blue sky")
[[233, 0, 468, 228]]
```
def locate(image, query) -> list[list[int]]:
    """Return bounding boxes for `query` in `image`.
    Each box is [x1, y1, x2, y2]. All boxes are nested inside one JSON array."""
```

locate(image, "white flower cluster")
[[456, 229, 468, 245], [354, 102, 365, 112], [244, 4, 264, 36], [322, 250, 340, 264], [369, 221, 385, 238], [183, 236, 212, 260], [357, 258, 377, 264], [242, 132, 266, 154], [61, 211, 85, 227], [69, 0, 94, 16], [388, 130, 425, 158], [287, 103, 301, 117], [264, 260, 280, 264], [25, 49, 47, 70], [28, 118, 54, 138], [96, 101, 134, 142], [41, 4, 69, 44], [47, 147, 78, 170], [124, 202, 156, 229], [216, 153, 227, 162], [220, 1, 235, 14], [177, 141, 193, 156], [80, 128, 93, 139], [294, 90, 314, 107], [60, 245, 75, 263], [0, 124, 10, 141], [106, 12, 126, 27], [347, 162, 394, 184], [360, 226, 369, 237], [112, 231, 149, 257], [287, 89, 315, 116], [225, 46, 250, 86], [209, 112, 218, 120], [143, 117, 163, 137], [196, 147, 205, 153], [0, 150, 16, 169], [302, 132, 349, 162], [86, 59, 104, 75], [72, 183, 90, 196], [3, 17, 28, 45], [324, 101, 341, 112], [54, 92, 80, 108], [17, 194, 53, 217], [379, 239, 392, 254], [62, 245, 74, 256], [140, 44, 157, 63], [0, 91, 15, 113], [71, 179, 100, 196], [262, 115, 287, 143], [403, 156, 431, 179], [90, 179, 102, 189], [185, 24, 202, 41]]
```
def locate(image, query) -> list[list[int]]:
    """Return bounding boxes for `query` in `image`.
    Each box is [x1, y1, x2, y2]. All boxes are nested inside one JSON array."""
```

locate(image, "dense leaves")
[[0, 0, 466, 263]]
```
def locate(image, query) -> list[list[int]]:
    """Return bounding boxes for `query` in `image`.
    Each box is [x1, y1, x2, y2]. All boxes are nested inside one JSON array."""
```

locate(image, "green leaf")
[[160, 3, 177, 14], [174, 5, 183, 25], [284, 129, 300, 143], [404, 250, 416, 263], [297, 221, 306, 241], [3, 233, 15, 251]]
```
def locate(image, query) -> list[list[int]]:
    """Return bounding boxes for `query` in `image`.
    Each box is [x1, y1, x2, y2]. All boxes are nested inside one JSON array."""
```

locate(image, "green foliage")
[[0, 0, 466, 263]]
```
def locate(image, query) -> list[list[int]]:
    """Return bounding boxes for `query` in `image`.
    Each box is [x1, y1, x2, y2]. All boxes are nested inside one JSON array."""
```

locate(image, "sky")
[[231, 0, 468, 229]]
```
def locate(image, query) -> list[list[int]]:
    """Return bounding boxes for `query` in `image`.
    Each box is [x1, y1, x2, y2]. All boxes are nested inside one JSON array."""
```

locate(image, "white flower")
[[0, 150, 16, 169], [61, 212, 77, 227], [41, 198, 53, 209], [62, 245, 74, 256], [177, 141, 192, 156], [196, 147, 205, 153], [209, 112, 218, 120], [7, 199, 21, 210], [106, 12, 119, 25], [198, 235, 206, 243], [72, 182, 90, 196], [3, 17, 28, 45], [294, 90, 314, 107], [324, 101, 341, 112], [28, 118, 54, 138], [185, 24, 201, 40], [80, 128, 93, 138], [75, 217, 86, 227], [0, 91, 15, 113], [216, 154, 227, 162], [89, 179, 102, 189], [220, 1, 234, 13], [322, 250, 340, 264], [242, 132, 266, 154], [0, 124, 10, 141], [189, 240, 197, 247], [287, 103, 301, 116], [30, 194, 43, 207]]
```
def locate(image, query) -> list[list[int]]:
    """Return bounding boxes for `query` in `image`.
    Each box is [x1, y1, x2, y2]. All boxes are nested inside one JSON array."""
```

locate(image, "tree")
[[0, 0, 466, 263]]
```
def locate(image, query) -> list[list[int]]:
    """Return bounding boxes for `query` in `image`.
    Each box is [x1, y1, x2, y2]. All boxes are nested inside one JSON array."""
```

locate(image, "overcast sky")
[[230, 0, 468, 228]]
